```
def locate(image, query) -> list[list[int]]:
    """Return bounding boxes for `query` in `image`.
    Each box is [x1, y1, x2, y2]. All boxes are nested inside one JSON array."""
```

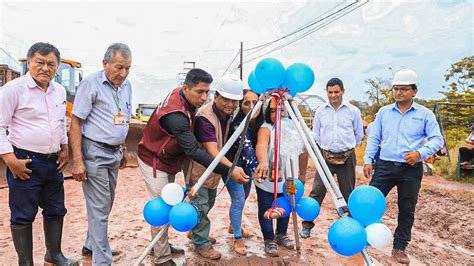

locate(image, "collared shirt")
[[195, 103, 230, 143], [363, 101, 444, 164], [72, 71, 132, 146], [312, 102, 364, 153], [0, 72, 67, 154]]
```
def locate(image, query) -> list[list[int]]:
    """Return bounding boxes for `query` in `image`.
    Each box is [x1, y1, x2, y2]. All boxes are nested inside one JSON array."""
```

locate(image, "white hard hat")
[[392, 69, 418, 86], [216, 74, 244, 100]]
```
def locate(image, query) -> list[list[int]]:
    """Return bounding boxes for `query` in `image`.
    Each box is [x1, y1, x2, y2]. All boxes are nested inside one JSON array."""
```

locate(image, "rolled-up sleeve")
[[0, 86, 17, 154], [72, 79, 95, 120]]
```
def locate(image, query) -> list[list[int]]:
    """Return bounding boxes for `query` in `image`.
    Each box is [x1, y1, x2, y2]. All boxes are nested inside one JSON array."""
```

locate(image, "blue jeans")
[[222, 165, 253, 240], [255, 186, 289, 240]]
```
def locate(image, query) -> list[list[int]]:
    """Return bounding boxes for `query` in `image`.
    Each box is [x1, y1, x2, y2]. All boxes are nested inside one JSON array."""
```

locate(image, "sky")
[[0, 0, 472, 111]]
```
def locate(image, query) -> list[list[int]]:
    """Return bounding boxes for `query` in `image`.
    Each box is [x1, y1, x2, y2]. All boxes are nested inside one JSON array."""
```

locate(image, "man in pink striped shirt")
[[0, 42, 77, 266]]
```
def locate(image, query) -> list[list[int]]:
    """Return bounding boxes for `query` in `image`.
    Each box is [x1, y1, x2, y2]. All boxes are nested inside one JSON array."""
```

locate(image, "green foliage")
[[443, 55, 474, 92]]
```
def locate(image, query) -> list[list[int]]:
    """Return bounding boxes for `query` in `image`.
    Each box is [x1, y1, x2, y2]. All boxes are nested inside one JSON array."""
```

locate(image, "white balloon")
[[365, 223, 393, 248], [161, 183, 184, 206]]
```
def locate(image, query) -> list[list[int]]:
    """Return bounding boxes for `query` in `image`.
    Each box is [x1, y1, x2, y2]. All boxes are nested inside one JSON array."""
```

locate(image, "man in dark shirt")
[[137, 69, 248, 265]]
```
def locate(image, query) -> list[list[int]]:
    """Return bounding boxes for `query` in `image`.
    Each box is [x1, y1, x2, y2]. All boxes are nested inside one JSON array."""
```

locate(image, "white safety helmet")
[[216, 74, 244, 100], [391, 69, 418, 86]]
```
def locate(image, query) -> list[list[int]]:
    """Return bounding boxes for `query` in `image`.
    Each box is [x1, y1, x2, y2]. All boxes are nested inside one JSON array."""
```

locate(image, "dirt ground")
[[0, 166, 473, 265]]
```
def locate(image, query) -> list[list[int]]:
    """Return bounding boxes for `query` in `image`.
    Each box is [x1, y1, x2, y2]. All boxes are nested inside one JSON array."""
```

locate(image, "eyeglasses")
[[392, 87, 412, 93]]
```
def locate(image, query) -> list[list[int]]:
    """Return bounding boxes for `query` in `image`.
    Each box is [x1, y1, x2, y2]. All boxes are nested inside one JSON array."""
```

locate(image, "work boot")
[[299, 227, 311, 238], [197, 246, 221, 260], [228, 224, 251, 238], [11, 224, 34, 266], [169, 243, 185, 254], [275, 234, 294, 249], [43, 217, 78, 266], [392, 249, 410, 264], [186, 231, 216, 244], [233, 239, 246, 255], [264, 240, 279, 257]]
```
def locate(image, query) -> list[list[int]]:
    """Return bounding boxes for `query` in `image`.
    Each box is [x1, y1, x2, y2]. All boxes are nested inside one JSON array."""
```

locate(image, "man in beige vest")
[[185, 74, 245, 260]]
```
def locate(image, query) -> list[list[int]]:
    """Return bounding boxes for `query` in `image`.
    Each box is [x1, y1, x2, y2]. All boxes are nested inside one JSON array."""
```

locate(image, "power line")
[[242, 0, 369, 64], [243, 0, 356, 53], [220, 49, 240, 77]]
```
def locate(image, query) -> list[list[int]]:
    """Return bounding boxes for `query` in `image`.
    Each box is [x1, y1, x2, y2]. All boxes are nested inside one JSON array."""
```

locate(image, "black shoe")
[[81, 246, 92, 256], [169, 243, 184, 254], [82, 246, 121, 256]]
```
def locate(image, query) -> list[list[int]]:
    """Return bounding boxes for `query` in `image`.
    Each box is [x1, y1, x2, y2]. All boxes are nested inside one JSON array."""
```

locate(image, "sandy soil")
[[0, 166, 473, 265]]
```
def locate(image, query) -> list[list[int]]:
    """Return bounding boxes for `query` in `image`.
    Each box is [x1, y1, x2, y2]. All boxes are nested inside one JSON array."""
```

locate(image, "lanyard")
[[107, 84, 122, 114]]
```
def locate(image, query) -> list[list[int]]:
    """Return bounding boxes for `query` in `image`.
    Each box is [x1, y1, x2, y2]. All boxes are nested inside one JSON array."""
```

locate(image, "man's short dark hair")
[[410, 84, 417, 91], [326, 77, 344, 91], [27, 42, 60, 63], [184, 69, 213, 88]]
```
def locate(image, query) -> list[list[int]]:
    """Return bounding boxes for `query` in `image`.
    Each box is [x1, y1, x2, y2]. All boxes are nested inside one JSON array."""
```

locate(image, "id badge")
[[114, 113, 126, 125]]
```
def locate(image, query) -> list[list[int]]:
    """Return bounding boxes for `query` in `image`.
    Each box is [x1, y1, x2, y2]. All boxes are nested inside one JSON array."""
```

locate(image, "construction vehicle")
[[0, 58, 144, 183], [136, 104, 158, 122]]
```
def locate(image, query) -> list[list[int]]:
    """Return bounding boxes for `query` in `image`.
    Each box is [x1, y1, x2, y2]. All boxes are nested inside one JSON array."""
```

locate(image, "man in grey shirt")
[[70, 43, 132, 265]]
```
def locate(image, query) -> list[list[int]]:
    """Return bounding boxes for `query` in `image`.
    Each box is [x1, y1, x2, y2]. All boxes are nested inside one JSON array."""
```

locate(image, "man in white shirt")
[[300, 77, 364, 238]]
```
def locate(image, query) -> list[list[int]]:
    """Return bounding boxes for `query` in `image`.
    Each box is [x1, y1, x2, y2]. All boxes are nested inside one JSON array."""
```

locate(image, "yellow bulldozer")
[[0, 58, 144, 184]]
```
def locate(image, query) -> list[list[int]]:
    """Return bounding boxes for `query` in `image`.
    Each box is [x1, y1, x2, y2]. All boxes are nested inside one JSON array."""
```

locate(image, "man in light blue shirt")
[[363, 69, 443, 264], [300, 78, 364, 238], [70, 43, 132, 265]]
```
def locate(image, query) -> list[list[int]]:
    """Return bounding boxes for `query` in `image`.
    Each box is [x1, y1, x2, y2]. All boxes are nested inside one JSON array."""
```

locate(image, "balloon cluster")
[[143, 183, 199, 232], [272, 179, 321, 221], [328, 185, 393, 256], [248, 58, 315, 96]]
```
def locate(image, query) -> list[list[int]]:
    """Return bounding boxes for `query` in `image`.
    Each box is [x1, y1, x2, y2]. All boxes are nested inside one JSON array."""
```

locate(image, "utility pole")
[[239, 42, 243, 80]]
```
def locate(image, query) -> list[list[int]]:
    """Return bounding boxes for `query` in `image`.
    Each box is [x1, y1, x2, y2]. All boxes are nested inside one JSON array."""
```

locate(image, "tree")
[[436, 56, 474, 147], [363, 77, 392, 121], [443, 55, 474, 92]]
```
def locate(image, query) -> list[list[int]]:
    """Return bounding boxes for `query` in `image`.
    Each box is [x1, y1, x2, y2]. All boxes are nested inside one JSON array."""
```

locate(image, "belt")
[[380, 159, 421, 167], [13, 146, 58, 161], [83, 136, 121, 151]]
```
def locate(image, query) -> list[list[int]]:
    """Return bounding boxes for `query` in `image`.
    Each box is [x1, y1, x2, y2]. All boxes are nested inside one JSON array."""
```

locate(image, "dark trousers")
[[255, 186, 289, 240], [7, 148, 67, 225], [302, 150, 356, 229], [369, 160, 423, 250]]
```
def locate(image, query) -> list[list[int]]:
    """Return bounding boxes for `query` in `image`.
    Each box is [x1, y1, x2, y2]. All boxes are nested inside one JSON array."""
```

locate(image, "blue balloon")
[[295, 197, 320, 221], [169, 202, 199, 232], [328, 217, 367, 256], [281, 63, 315, 95], [282, 178, 304, 202], [348, 185, 386, 226], [247, 70, 266, 94], [143, 198, 172, 227], [273, 197, 291, 218], [255, 58, 286, 89]]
